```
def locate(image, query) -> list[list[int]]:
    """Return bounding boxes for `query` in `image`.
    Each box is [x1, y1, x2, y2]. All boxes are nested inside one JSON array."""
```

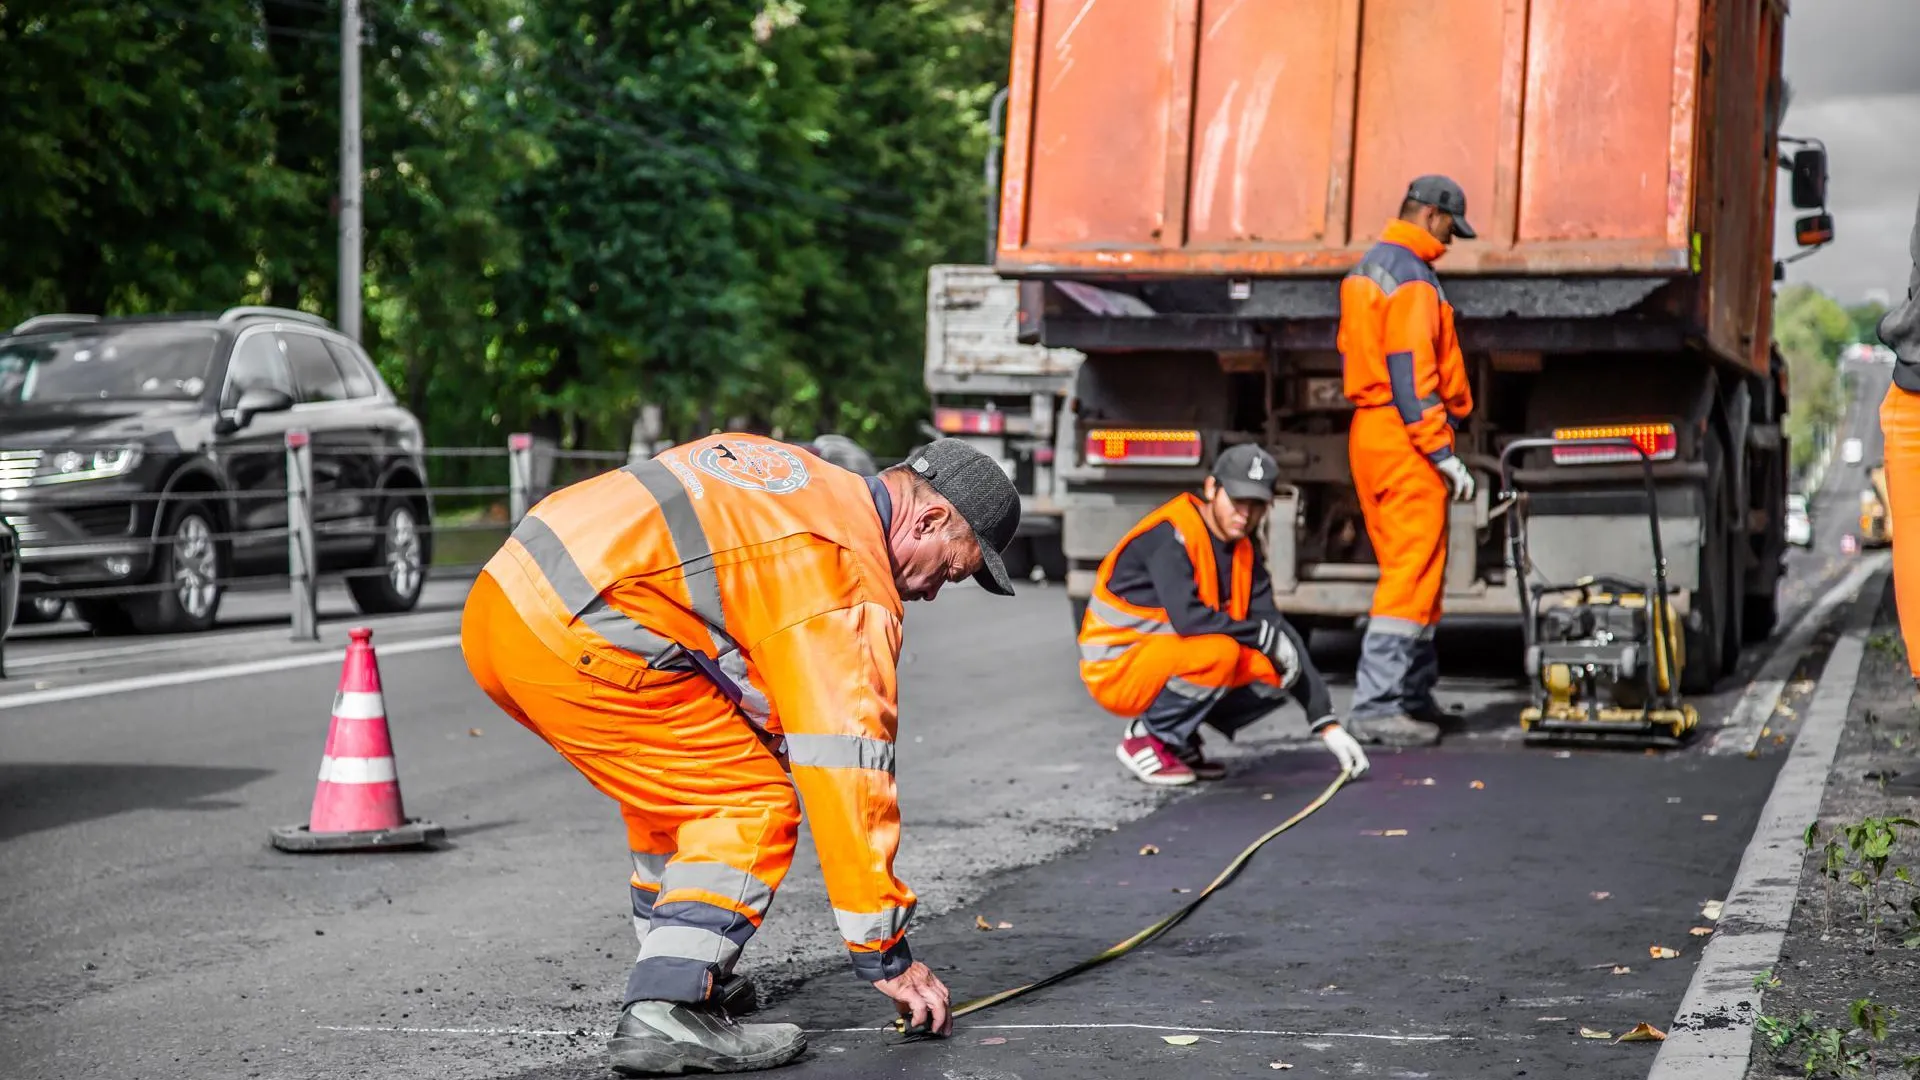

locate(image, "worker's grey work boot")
[[608, 1000, 806, 1076], [1351, 713, 1442, 747]]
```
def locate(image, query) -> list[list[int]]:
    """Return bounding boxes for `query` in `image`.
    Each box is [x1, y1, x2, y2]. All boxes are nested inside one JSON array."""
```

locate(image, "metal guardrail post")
[[508, 432, 533, 524], [287, 430, 318, 641]]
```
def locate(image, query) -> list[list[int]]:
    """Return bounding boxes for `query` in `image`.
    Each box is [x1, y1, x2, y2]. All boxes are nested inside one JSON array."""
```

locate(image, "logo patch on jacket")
[[692, 440, 812, 495]]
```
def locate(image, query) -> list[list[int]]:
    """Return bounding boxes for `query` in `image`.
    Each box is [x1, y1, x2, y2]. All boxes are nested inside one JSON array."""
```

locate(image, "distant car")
[[1842, 437, 1865, 465], [0, 307, 434, 634], [1785, 493, 1812, 548]]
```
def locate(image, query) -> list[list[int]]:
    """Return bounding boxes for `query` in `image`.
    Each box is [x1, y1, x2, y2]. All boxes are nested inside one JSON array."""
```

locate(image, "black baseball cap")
[[1212, 443, 1280, 501], [905, 438, 1022, 595], [1405, 174, 1477, 239]]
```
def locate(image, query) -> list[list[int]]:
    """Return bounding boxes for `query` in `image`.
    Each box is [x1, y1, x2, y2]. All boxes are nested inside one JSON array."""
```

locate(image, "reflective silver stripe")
[[717, 649, 773, 726], [637, 925, 740, 966], [834, 904, 913, 945], [512, 514, 599, 616], [1352, 260, 1400, 294], [1366, 615, 1425, 639], [1087, 595, 1171, 636], [624, 461, 727, 632], [660, 860, 776, 917], [631, 851, 671, 887], [1165, 676, 1225, 703], [784, 733, 895, 774], [582, 598, 690, 667], [1078, 640, 1132, 663]]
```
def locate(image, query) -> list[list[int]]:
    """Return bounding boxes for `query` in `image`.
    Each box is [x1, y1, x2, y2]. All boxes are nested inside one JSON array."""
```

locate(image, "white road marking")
[[0, 634, 463, 711], [1650, 565, 1887, 1080], [1709, 554, 1888, 756]]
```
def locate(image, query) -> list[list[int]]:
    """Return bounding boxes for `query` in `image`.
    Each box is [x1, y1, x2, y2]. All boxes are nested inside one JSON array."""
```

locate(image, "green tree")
[[1847, 300, 1890, 345], [1774, 284, 1851, 474]]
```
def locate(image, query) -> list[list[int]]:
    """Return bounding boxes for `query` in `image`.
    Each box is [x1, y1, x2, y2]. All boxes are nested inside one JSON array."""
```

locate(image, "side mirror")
[[215, 386, 295, 434], [1790, 147, 1827, 209], [1795, 212, 1835, 248]]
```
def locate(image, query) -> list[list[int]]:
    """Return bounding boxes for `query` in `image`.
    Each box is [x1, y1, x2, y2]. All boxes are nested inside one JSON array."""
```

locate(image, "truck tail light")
[[1085, 428, 1202, 466], [1549, 423, 1678, 465], [933, 407, 1005, 435]]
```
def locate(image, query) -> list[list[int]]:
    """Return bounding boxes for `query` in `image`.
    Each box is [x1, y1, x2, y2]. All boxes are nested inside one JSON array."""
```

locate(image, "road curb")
[[1648, 562, 1891, 1080]]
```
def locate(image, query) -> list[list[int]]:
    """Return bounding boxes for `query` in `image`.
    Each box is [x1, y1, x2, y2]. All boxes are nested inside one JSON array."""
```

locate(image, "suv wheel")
[[348, 497, 427, 615], [130, 501, 224, 634]]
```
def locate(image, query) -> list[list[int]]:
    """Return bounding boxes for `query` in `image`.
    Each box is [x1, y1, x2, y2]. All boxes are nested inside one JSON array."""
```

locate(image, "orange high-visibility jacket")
[[480, 433, 915, 968], [1338, 219, 1474, 462], [1079, 492, 1253, 666]]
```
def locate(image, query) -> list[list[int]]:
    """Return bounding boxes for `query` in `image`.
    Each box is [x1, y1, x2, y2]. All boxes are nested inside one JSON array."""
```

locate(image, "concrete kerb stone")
[[1649, 562, 1891, 1080]]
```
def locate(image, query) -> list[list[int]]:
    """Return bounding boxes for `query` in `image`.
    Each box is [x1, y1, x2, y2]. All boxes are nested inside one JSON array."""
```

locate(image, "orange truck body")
[[993, 0, 1787, 374]]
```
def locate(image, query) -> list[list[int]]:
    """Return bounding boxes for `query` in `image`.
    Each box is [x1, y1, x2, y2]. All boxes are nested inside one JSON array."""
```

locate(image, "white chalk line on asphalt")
[[1649, 563, 1888, 1080], [1708, 554, 1889, 757], [0, 633, 463, 711], [317, 1021, 1465, 1043]]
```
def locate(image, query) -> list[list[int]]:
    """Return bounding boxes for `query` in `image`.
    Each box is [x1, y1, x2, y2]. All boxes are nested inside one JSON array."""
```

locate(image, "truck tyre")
[[1743, 588, 1780, 645], [1033, 534, 1068, 583], [1682, 441, 1731, 694]]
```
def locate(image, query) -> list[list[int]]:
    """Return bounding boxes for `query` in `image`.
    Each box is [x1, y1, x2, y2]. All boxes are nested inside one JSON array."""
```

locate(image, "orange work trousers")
[[1881, 384, 1920, 680], [1083, 633, 1285, 746], [1349, 406, 1450, 719], [460, 571, 797, 1006]]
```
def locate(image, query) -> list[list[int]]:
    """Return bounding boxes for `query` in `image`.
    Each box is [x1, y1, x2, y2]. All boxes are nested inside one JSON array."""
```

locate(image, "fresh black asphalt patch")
[[746, 745, 1785, 1080]]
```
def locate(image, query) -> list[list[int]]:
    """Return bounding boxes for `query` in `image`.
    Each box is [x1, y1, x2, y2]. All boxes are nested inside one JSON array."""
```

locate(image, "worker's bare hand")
[[875, 961, 952, 1037]]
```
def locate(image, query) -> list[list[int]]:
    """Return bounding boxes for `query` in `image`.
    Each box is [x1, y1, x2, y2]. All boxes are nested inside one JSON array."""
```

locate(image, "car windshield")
[[0, 325, 217, 405]]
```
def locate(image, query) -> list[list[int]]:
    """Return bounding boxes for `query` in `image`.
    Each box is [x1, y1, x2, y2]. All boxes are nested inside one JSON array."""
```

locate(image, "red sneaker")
[[1116, 722, 1197, 786], [1174, 735, 1228, 781]]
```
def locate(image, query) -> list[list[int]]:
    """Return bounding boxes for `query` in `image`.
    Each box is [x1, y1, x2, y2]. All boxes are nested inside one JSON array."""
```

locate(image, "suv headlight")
[[35, 446, 142, 485]]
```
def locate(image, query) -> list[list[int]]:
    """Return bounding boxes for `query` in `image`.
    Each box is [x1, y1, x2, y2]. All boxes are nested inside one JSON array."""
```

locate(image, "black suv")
[[0, 306, 434, 634]]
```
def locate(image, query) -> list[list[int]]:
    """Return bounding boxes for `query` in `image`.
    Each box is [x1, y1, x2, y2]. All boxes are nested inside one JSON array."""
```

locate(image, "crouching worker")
[[461, 435, 1022, 1075], [1078, 444, 1371, 786]]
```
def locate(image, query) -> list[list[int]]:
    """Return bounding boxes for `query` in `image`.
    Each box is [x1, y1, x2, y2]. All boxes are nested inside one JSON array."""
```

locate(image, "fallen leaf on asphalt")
[[1649, 945, 1679, 959], [1701, 814, 1719, 822], [1139, 844, 1160, 856], [1776, 705, 1797, 720], [1592, 891, 1612, 901], [1690, 926, 1714, 937], [1616, 1023, 1667, 1043], [1760, 727, 1772, 738], [1612, 966, 1632, 975], [1554, 751, 1572, 758], [468, 728, 484, 737], [1667, 797, 1682, 804], [1471, 780, 1486, 789], [1423, 777, 1436, 786], [1383, 829, 1409, 837], [1580, 1027, 1613, 1040], [1261, 793, 1274, 801], [974, 916, 994, 931], [980, 1037, 1007, 1045], [1161, 1034, 1200, 1046], [1270, 1063, 1294, 1070], [1773, 735, 1788, 745], [1172, 888, 1191, 894], [1701, 900, 1725, 920], [1790, 680, 1815, 695], [997, 921, 1012, 929], [1538, 1016, 1568, 1021]]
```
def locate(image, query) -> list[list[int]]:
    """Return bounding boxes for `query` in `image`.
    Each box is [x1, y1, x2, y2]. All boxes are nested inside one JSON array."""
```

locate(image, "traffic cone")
[[271, 627, 443, 853]]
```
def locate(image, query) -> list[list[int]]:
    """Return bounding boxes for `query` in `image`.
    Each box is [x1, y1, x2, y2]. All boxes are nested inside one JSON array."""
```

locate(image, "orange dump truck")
[[995, 0, 1834, 691]]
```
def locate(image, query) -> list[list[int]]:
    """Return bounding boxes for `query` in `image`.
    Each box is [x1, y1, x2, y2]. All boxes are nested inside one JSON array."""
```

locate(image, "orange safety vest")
[[1078, 492, 1252, 670], [479, 433, 915, 961], [1338, 219, 1473, 462]]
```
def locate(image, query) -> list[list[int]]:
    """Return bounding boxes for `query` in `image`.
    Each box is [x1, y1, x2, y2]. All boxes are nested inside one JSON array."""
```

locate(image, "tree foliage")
[[0, 0, 1015, 457], [1773, 283, 1852, 475]]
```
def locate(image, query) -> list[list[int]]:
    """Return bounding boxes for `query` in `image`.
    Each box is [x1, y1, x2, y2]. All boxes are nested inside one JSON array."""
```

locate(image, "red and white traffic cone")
[[271, 627, 442, 852]]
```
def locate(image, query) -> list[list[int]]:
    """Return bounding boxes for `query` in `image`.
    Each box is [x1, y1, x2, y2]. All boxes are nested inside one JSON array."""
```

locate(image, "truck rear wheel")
[[1682, 440, 1732, 694]]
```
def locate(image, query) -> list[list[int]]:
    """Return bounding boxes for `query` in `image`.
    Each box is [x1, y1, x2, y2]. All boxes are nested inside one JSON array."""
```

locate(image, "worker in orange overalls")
[[1339, 175, 1478, 747], [1879, 190, 1920, 688], [1080, 444, 1372, 786], [460, 434, 1020, 1074]]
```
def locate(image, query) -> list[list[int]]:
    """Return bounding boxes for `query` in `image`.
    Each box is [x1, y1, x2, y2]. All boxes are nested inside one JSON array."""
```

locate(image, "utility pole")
[[339, 0, 363, 341]]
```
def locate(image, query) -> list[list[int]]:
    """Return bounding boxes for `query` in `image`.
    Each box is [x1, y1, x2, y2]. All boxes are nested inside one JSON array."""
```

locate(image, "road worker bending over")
[[1079, 443, 1372, 786], [461, 434, 1021, 1075], [1339, 175, 1478, 747]]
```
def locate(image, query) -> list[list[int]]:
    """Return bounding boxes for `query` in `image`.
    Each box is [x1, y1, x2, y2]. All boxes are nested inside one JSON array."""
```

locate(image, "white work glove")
[[1259, 621, 1300, 688], [1435, 455, 1476, 503], [1317, 722, 1371, 779]]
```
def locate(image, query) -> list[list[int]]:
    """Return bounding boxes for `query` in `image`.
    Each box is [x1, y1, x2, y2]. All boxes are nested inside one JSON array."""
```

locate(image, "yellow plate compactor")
[[1496, 436, 1700, 747]]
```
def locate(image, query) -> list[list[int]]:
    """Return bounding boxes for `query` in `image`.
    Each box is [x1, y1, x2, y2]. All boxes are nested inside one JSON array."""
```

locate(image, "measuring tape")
[[890, 767, 1356, 1034]]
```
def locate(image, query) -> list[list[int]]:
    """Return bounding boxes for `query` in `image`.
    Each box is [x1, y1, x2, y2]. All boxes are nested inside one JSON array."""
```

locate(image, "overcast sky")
[[1771, 0, 1920, 305]]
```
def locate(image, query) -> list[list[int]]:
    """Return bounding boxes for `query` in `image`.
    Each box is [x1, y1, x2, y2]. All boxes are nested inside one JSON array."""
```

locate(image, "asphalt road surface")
[[0, 375, 1895, 1080]]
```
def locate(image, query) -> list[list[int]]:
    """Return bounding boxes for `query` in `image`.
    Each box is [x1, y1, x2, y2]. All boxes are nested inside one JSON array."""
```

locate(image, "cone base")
[[269, 818, 444, 853]]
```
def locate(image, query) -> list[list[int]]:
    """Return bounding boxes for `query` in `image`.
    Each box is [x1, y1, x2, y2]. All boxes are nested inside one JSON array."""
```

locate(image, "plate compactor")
[[1496, 437, 1700, 747]]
